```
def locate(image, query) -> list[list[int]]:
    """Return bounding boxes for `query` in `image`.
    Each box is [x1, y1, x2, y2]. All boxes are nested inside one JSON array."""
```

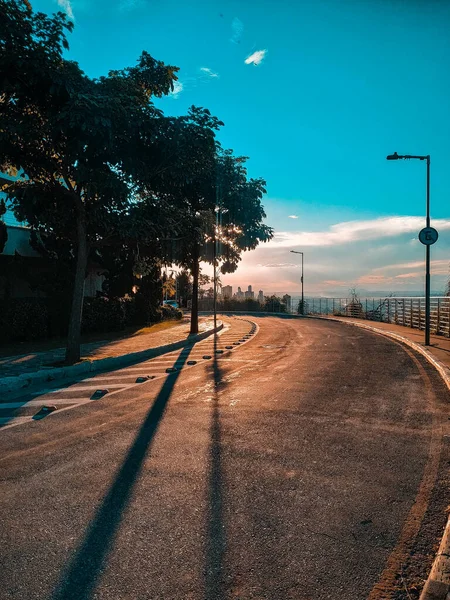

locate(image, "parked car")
[[163, 300, 179, 309]]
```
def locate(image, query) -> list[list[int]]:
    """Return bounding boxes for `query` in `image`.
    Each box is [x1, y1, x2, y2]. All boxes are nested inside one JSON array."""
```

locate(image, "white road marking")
[[47, 383, 132, 392], [82, 375, 154, 381], [0, 319, 258, 431], [85, 359, 259, 380], [0, 399, 92, 409], [96, 365, 173, 373]]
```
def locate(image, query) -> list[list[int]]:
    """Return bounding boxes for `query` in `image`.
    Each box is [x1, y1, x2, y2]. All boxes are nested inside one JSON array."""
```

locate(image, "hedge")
[[0, 295, 177, 344]]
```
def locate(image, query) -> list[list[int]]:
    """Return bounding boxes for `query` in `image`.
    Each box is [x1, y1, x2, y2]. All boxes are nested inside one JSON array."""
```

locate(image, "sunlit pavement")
[[0, 318, 253, 429], [1, 315, 449, 599], [0, 315, 210, 379]]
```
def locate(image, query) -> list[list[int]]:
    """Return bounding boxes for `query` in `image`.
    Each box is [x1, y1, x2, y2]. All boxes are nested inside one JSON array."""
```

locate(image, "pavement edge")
[[313, 315, 450, 600], [0, 322, 223, 397]]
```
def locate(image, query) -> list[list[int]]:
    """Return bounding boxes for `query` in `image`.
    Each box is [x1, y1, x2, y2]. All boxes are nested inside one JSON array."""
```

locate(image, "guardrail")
[[304, 297, 450, 337]]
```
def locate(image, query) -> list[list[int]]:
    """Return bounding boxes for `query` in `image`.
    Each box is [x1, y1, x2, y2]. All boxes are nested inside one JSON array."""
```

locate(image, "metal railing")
[[197, 295, 450, 337], [304, 296, 450, 337]]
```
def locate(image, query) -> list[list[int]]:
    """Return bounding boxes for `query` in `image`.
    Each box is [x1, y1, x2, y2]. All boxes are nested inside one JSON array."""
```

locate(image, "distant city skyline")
[[218, 284, 448, 298]]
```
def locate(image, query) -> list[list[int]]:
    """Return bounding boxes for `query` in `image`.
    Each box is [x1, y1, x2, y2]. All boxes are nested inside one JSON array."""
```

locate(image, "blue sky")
[[34, 0, 450, 294]]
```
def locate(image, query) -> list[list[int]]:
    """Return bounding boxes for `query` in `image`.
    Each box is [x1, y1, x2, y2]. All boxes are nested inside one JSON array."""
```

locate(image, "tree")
[[264, 296, 287, 313], [0, 199, 7, 253], [139, 106, 223, 335], [0, 1, 178, 362], [162, 273, 176, 299], [213, 149, 273, 272], [195, 149, 273, 324], [199, 274, 211, 287], [176, 270, 192, 307]]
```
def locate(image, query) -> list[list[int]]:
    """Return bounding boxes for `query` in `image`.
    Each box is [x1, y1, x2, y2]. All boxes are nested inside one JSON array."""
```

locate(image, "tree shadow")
[[0, 317, 193, 376], [204, 332, 228, 600], [0, 334, 199, 427], [49, 345, 193, 600]]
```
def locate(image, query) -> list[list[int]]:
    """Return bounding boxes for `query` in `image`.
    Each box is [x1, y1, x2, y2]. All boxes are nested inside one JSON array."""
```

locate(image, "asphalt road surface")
[[1, 316, 449, 600]]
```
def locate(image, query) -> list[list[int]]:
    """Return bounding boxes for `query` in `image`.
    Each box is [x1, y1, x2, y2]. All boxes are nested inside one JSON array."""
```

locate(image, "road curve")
[[1, 316, 449, 600]]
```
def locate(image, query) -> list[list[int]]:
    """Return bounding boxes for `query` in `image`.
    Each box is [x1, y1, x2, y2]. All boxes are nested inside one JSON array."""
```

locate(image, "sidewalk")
[[324, 316, 450, 376], [0, 316, 214, 379]]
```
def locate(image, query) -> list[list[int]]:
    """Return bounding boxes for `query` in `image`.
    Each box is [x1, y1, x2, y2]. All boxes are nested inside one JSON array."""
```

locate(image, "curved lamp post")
[[290, 250, 304, 314], [386, 152, 437, 346]]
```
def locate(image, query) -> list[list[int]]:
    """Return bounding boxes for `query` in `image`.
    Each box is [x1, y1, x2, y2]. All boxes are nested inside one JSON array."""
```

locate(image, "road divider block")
[[0, 322, 224, 397], [91, 389, 109, 400], [33, 405, 57, 420]]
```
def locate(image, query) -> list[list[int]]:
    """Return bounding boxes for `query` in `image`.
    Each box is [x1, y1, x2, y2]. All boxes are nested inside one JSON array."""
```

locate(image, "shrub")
[[81, 297, 127, 333], [161, 304, 183, 321], [0, 293, 167, 345], [122, 295, 137, 326], [0, 298, 49, 342], [134, 294, 162, 326]]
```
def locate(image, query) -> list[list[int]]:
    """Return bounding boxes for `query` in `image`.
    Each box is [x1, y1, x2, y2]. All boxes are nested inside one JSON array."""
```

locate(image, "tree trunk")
[[190, 250, 199, 335], [65, 208, 88, 364]]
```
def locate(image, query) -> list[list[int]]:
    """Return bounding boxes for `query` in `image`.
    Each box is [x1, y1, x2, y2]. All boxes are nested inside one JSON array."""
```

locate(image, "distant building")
[[283, 294, 292, 312], [222, 285, 233, 299], [235, 286, 244, 300], [257, 290, 264, 304], [0, 173, 105, 299], [244, 284, 254, 299]]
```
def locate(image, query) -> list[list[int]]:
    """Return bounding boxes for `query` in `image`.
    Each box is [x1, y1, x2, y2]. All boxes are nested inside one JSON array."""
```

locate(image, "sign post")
[[419, 225, 438, 346], [387, 153, 436, 346]]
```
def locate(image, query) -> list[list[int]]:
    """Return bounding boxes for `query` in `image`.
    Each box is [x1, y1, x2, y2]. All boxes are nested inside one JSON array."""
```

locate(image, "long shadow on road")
[[204, 332, 228, 600], [50, 345, 193, 600]]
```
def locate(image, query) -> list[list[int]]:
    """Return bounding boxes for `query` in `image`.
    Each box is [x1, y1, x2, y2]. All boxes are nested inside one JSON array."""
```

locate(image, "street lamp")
[[213, 203, 229, 329], [386, 152, 438, 346], [290, 250, 304, 315], [213, 207, 219, 330]]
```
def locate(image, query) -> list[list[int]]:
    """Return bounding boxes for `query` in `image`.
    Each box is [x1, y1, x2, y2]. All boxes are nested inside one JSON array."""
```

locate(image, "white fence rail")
[[305, 297, 450, 337]]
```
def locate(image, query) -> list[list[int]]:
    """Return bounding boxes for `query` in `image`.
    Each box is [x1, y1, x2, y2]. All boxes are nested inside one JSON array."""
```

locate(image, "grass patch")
[[0, 318, 186, 359], [131, 320, 184, 337]]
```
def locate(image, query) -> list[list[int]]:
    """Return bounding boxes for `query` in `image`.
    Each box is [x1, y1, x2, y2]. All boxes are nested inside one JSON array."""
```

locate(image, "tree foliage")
[[0, 0, 178, 362], [0, 0, 273, 354], [0, 198, 7, 253]]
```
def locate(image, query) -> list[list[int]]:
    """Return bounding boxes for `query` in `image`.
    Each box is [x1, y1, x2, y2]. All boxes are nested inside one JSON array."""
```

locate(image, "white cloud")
[[288, 215, 298, 219], [373, 259, 449, 274], [201, 214, 449, 293], [56, 0, 74, 19], [170, 81, 183, 99], [230, 17, 244, 44], [261, 263, 298, 268], [244, 49, 267, 66], [271, 217, 450, 248], [200, 67, 219, 78]]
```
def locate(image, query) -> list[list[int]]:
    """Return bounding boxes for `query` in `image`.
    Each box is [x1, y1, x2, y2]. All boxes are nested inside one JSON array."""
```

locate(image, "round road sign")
[[418, 227, 439, 245]]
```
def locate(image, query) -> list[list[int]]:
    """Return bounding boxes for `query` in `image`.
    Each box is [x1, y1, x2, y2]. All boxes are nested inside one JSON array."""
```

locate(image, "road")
[[1, 316, 449, 600]]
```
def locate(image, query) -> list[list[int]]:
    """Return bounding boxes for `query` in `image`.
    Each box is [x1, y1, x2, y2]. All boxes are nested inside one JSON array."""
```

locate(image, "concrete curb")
[[312, 315, 450, 599], [198, 310, 305, 318], [0, 322, 223, 397]]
